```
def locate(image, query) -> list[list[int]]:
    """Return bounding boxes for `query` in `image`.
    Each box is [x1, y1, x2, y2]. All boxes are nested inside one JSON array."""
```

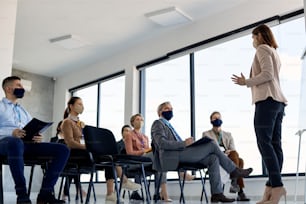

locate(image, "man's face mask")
[[162, 110, 173, 121], [211, 118, 223, 127], [13, 88, 25, 98]]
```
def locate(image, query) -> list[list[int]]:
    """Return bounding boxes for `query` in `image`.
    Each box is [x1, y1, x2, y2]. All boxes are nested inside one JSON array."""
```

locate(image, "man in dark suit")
[[151, 101, 253, 202]]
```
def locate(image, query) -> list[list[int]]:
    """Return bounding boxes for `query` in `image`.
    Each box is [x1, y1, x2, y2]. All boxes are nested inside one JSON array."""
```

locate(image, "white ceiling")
[[12, 0, 304, 78]]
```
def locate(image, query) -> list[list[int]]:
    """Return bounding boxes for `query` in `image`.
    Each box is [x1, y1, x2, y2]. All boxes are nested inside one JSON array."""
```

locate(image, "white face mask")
[[74, 104, 84, 114], [133, 120, 144, 129]]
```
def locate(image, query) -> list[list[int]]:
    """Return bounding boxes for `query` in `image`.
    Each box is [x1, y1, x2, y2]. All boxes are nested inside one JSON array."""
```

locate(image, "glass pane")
[[99, 76, 125, 141], [274, 18, 306, 173], [143, 56, 191, 141], [194, 34, 260, 174], [74, 85, 98, 127]]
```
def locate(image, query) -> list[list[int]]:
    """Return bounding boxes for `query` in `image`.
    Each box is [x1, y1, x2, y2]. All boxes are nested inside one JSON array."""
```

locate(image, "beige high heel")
[[179, 172, 195, 181], [257, 186, 272, 204], [263, 186, 286, 204]]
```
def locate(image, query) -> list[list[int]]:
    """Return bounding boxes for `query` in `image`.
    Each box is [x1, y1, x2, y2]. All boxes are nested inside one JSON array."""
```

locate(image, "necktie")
[[161, 118, 183, 142]]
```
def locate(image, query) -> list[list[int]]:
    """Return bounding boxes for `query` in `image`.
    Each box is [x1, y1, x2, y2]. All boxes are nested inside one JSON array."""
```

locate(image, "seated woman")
[[61, 96, 141, 202], [124, 114, 172, 202], [50, 121, 85, 201]]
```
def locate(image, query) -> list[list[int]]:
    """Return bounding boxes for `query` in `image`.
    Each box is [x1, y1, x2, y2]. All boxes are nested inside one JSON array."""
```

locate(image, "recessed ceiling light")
[[145, 6, 192, 27], [49, 34, 89, 49]]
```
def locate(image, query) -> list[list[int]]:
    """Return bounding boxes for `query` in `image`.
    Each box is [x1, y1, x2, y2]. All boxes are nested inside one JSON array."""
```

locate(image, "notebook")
[[22, 118, 53, 142]]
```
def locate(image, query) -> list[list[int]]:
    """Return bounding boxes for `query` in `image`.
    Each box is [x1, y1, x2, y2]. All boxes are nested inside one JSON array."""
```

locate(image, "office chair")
[[83, 125, 152, 204]]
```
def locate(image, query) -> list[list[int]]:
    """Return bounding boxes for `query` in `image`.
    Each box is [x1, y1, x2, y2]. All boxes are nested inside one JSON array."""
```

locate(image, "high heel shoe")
[[263, 186, 286, 204], [179, 172, 195, 181], [256, 186, 272, 204]]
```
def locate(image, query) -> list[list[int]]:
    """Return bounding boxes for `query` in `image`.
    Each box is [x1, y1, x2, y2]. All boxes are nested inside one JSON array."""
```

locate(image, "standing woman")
[[231, 24, 287, 204]]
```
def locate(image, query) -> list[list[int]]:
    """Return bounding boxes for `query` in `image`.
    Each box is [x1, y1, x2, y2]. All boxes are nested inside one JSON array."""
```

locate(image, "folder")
[[187, 136, 212, 148], [22, 118, 53, 142]]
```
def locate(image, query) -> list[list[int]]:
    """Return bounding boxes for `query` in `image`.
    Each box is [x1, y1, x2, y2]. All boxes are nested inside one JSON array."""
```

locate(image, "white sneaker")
[[122, 180, 141, 191], [105, 192, 117, 201], [105, 192, 124, 203]]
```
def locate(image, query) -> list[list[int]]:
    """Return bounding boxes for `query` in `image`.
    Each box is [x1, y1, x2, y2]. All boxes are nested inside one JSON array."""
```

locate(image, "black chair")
[[57, 149, 96, 203], [123, 162, 156, 201], [0, 155, 48, 203], [83, 125, 152, 204], [177, 163, 209, 203], [151, 143, 209, 204]]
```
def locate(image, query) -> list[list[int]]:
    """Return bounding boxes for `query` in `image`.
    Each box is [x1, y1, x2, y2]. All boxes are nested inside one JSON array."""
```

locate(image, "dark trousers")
[[254, 97, 285, 187], [0, 137, 69, 196]]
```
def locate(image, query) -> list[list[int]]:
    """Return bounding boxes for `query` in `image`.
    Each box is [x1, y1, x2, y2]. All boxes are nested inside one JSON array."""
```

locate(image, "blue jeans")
[[254, 97, 285, 187], [0, 137, 69, 196]]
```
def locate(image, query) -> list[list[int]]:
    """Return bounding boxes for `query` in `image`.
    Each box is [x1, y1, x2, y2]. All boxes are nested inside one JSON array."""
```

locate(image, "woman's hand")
[[231, 73, 246, 86]]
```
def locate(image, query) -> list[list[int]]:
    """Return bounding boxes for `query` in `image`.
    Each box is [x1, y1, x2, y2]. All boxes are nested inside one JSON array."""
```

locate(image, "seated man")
[[151, 101, 253, 203], [0, 76, 70, 204], [203, 111, 250, 201]]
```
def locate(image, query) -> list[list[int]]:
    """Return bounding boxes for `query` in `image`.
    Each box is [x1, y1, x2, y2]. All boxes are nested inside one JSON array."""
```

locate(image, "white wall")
[[0, 0, 17, 98], [52, 0, 304, 132]]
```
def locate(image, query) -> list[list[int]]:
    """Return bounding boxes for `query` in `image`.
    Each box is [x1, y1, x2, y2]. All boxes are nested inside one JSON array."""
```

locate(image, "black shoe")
[[17, 194, 32, 204], [237, 192, 250, 201], [211, 193, 235, 203], [130, 191, 143, 201], [230, 167, 253, 179], [37, 191, 65, 204], [153, 193, 161, 201]]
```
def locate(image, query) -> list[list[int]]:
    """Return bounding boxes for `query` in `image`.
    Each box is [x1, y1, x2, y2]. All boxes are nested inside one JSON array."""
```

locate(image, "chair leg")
[[27, 165, 35, 196], [141, 164, 150, 203], [200, 169, 209, 203], [112, 164, 121, 204], [91, 177, 96, 202], [58, 175, 65, 200], [178, 170, 186, 203], [0, 164, 3, 204], [154, 172, 162, 202], [85, 170, 94, 204]]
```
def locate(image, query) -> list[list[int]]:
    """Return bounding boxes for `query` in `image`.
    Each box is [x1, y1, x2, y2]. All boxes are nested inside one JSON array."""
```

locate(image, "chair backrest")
[[83, 125, 119, 156]]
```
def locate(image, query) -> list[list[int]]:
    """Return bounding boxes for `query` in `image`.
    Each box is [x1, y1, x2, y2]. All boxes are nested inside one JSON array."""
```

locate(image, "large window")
[[98, 76, 125, 139], [143, 56, 191, 140], [74, 85, 98, 127], [141, 16, 305, 175]]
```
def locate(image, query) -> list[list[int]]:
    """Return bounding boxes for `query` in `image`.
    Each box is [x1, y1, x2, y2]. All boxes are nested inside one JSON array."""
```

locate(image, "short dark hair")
[[2, 76, 21, 89], [121, 124, 131, 134]]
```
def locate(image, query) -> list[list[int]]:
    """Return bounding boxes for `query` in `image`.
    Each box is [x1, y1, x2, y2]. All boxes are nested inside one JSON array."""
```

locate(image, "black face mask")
[[211, 119, 223, 127], [162, 110, 173, 121], [13, 88, 25, 98]]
